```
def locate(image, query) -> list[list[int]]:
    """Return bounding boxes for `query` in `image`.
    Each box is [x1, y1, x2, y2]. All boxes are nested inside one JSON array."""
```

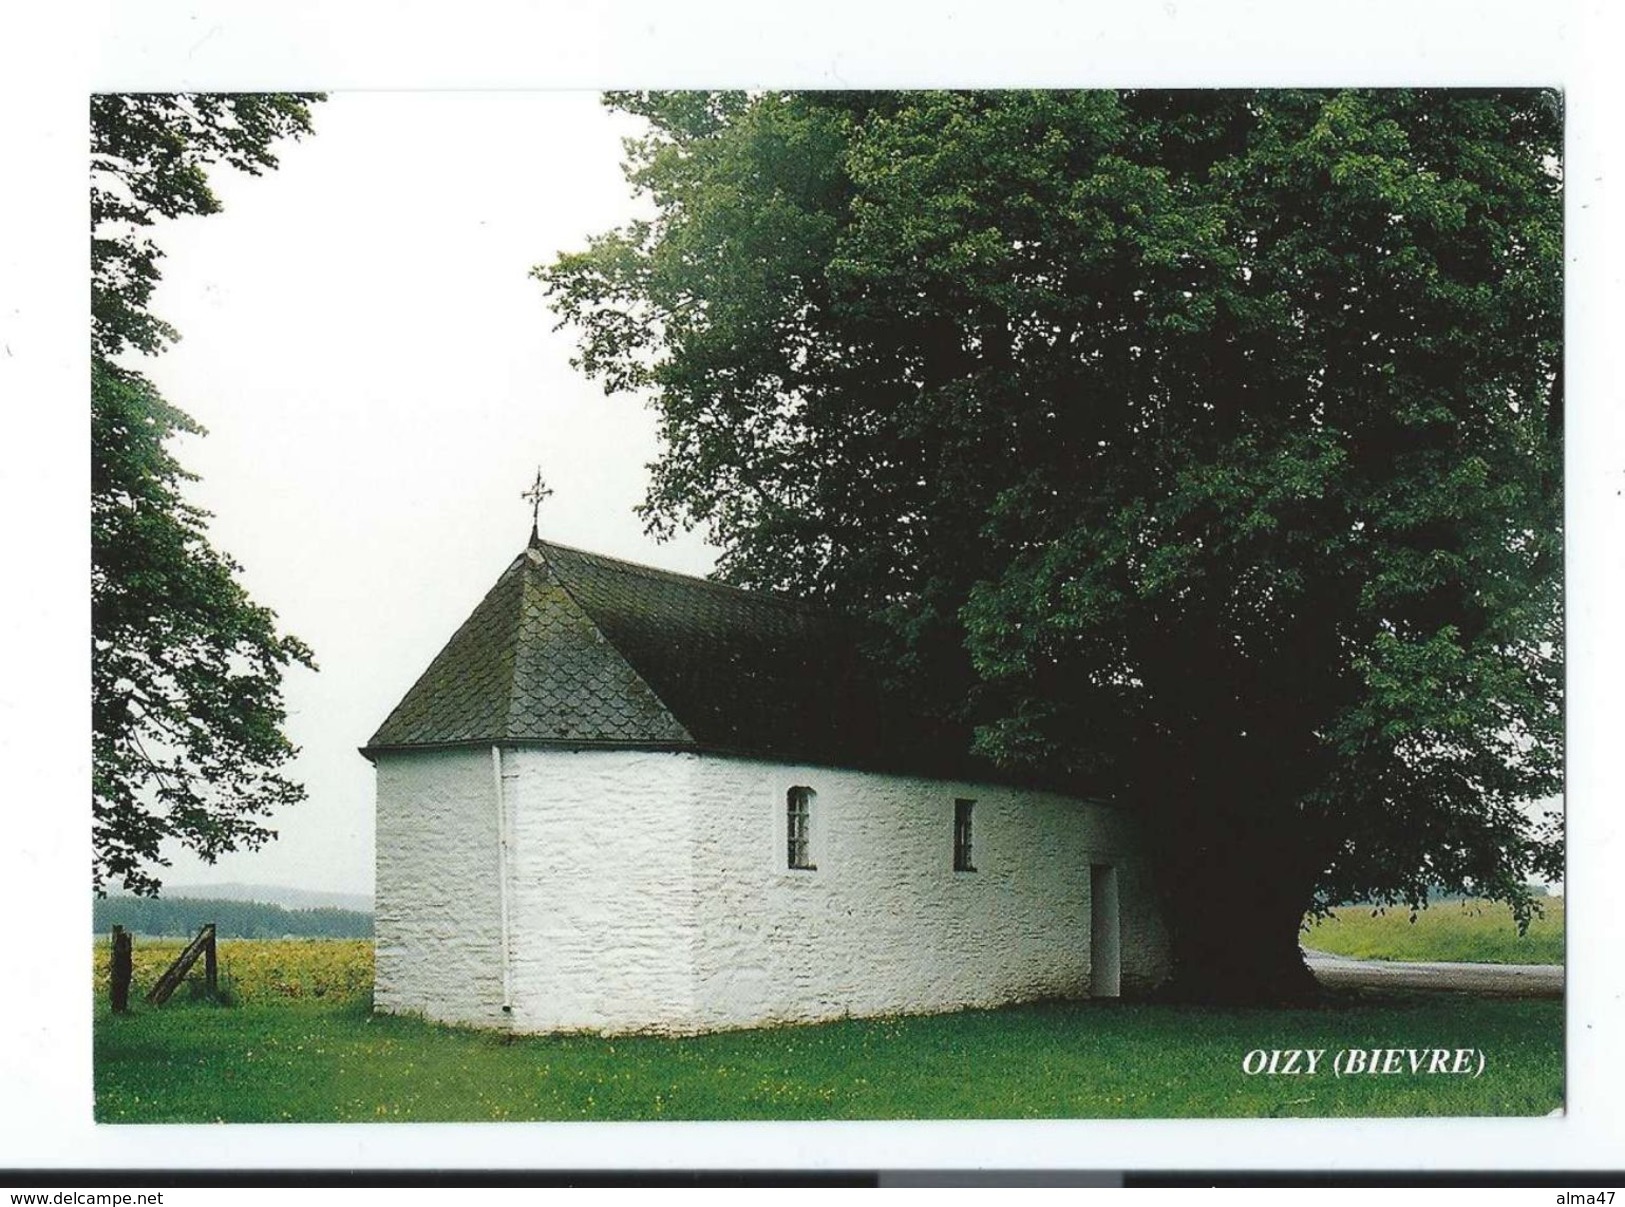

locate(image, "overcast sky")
[[134, 91, 724, 896]]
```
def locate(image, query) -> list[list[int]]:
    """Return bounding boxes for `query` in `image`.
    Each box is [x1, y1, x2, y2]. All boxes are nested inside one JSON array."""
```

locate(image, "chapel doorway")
[[1090, 863, 1121, 998]]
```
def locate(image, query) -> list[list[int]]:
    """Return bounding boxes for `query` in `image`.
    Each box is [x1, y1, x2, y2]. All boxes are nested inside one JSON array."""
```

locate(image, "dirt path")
[[1305, 949, 1563, 997]]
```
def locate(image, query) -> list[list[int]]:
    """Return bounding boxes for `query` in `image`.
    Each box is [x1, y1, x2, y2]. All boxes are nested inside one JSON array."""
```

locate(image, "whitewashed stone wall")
[[686, 755, 1169, 1031], [374, 746, 1169, 1035], [500, 748, 699, 1034], [373, 748, 509, 1028]]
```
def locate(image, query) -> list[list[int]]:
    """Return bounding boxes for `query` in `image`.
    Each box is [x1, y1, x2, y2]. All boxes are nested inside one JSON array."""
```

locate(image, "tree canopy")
[[540, 90, 1562, 998], [92, 93, 321, 896]]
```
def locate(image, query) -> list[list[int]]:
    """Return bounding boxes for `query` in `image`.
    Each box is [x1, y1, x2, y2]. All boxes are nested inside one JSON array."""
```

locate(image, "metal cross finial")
[[522, 468, 552, 537]]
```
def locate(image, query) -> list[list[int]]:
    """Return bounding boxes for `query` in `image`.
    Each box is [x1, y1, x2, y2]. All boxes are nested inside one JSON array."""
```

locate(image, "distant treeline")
[[95, 896, 373, 939], [1426, 885, 1550, 903]]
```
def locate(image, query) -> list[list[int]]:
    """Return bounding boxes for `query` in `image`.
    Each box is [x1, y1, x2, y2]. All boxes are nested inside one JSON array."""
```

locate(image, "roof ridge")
[[500, 552, 531, 739], [503, 550, 542, 739], [532, 534, 839, 618]]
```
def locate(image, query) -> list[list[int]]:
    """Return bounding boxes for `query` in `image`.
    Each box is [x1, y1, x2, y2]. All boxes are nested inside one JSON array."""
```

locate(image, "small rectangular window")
[[954, 798, 976, 872], [787, 786, 815, 870]]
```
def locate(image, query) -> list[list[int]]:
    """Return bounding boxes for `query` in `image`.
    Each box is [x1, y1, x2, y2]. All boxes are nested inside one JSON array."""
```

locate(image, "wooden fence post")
[[204, 922, 217, 995], [110, 925, 132, 1014], [146, 922, 218, 1005]]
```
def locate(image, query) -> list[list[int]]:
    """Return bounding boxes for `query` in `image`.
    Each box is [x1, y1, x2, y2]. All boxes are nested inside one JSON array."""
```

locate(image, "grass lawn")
[[94, 993, 1562, 1122], [1302, 898, 1564, 965], [92, 936, 1562, 1122]]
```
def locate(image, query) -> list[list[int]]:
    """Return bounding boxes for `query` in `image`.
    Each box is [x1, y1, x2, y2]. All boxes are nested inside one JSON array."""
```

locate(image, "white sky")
[[1, 0, 1621, 1176], [134, 91, 719, 897]]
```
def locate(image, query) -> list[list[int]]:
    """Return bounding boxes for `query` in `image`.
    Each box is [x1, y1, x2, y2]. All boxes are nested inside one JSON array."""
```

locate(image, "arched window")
[[787, 785, 815, 870]]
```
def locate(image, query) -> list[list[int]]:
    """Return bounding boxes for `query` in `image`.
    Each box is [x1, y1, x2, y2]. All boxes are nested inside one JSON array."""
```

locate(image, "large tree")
[[92, 94, 321, 896], [540, 90, 1562, 1000]]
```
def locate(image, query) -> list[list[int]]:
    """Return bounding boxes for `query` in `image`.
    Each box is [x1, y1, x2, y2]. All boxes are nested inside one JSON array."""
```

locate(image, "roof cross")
[[522, 468, 553, 539]]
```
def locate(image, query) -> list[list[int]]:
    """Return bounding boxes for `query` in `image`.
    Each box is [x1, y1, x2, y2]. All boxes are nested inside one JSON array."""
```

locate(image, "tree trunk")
[[110, 925, 132, 1013], [1148, 817, 1325, 1004]]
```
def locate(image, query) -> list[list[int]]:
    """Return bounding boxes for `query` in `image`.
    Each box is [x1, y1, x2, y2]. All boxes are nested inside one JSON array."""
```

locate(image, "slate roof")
[[362, 534, 984, 780]]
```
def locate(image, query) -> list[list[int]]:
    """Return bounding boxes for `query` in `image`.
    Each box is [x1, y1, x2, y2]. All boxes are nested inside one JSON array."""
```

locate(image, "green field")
[[93, 940, 1561, 1122], [93, 936, 373, 1004], [1302, 898, 1564, 965]]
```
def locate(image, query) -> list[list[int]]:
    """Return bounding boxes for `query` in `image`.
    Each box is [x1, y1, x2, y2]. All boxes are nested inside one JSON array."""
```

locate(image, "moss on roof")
[[364, 535, 988, 781]]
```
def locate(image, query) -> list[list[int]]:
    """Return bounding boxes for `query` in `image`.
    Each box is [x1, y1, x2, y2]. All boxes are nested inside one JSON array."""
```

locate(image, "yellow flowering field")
[[93, 937, 373, 1005]]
